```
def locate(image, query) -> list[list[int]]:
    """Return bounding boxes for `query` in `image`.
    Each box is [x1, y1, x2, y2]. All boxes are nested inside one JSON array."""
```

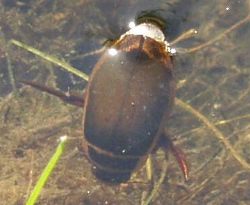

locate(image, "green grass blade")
[[10, 39, 89, 81], [26, 135, 68, 205]]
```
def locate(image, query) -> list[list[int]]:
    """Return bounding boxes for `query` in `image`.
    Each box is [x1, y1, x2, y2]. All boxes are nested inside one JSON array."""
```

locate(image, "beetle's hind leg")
[[159, 133, 189, 181], [20, 80, 85, 108]]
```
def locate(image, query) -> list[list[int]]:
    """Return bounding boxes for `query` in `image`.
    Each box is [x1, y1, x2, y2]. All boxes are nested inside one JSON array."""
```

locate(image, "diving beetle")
[[21, 14, 189, 184]]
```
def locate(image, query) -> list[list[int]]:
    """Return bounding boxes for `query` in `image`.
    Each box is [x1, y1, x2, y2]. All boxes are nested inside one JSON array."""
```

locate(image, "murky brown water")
[[0, 0, 250, 204]]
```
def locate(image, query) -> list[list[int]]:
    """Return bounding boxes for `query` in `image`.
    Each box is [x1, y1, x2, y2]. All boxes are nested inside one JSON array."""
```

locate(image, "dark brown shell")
[[83, 34, 175, 183]]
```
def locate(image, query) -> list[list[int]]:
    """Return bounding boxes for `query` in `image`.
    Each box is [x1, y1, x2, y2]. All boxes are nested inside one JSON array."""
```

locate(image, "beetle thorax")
[[122, 23, 168, 45]]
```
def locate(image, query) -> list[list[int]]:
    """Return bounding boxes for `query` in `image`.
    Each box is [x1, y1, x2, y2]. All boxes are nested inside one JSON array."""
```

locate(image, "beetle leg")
[[169, 28, 198, 46], [171, 14, 250, 54], [159, 134, 189, 181], [20, 80, 85, 107]]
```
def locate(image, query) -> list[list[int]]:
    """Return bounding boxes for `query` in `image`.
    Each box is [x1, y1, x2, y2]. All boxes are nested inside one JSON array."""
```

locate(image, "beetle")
[[21, 15, 189, 184]]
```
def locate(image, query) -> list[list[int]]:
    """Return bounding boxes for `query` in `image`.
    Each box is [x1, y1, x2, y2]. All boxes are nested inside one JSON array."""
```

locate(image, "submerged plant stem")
[[175, 98, 250, 171], [6, 52, 17, 92], [178, 114, 250, 138], [142, 160, 168, 205]]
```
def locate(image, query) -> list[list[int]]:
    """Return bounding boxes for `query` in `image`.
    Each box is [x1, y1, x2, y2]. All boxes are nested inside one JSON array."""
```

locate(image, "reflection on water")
[[0, 0, 250, 204]]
